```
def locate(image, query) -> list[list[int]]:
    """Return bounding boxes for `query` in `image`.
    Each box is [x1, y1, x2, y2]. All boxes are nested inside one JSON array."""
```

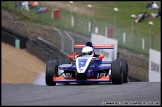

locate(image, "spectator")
[[16, 1, 22, 7], [151, 1, 159, 9], [141, 12, 147, 20], [134, 12, 148, 23], [149, 9, 161, 18], [29, 1, 39, 8], [156, 8, 161, 17], [35, 6, 48, 13], [21, 1, 29, 11], [146, 2, 153, 9]]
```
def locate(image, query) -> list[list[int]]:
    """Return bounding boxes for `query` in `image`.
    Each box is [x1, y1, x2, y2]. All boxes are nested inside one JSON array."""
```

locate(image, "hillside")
[[2, 1, 161, 56]]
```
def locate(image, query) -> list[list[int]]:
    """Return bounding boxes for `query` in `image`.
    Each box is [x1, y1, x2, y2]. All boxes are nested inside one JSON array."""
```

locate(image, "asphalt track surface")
[[2, 82, 161, 106]]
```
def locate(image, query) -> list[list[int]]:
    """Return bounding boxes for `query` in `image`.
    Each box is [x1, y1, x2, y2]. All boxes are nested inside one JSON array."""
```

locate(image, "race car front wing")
[[53, 76, 110, 83]]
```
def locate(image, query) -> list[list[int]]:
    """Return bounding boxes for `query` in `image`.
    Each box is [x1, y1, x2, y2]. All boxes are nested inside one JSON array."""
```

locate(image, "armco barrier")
[[2, 26, 28, 48]]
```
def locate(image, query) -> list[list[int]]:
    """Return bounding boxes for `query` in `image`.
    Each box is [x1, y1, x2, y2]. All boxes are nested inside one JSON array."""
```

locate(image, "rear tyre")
[[46, 60, 58, 86], [111, 60, 122, 84], [117, 58, 128, 83]]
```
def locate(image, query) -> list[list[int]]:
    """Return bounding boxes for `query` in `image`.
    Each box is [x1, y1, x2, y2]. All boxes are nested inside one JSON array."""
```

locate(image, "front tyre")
[[111, 60, 122, 84], [46, 60, 58, 86], [117, 58, 128, 83]]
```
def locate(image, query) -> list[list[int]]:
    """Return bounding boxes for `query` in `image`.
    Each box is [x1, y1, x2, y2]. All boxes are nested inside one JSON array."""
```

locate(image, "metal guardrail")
[[53, 27, 74, 55]]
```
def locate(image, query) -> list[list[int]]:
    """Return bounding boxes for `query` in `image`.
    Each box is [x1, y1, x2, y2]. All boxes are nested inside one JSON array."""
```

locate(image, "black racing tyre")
[[46, 60, 58, 86], [117, 58, 128, 83], [111, 60, 122, 84]]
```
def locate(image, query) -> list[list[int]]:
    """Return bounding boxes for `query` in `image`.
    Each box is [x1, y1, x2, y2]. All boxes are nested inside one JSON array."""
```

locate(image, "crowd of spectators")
[[16, 1, 48, 14], [134, 1, 160, 23], [146, 1, 159, 9]]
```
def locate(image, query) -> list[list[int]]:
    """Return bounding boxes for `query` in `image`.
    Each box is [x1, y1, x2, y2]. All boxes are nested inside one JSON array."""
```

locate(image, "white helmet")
[[82, 46, 94, 55]]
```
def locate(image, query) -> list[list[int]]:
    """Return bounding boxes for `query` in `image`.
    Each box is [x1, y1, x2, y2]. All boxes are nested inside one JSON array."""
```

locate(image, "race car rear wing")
[[74, 44, 114, 49]]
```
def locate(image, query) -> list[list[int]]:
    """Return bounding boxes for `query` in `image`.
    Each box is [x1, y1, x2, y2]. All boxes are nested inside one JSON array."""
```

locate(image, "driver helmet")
[[82, 42, 94, 55], [86, 41, 93, 48]]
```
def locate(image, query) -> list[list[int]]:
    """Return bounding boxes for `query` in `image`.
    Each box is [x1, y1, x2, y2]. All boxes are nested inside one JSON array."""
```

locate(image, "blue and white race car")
[[46, 42, 128, 86]]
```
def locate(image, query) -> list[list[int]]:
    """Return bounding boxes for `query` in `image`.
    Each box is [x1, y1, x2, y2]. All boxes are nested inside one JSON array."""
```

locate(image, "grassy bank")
[[2, 1, 161, 56]]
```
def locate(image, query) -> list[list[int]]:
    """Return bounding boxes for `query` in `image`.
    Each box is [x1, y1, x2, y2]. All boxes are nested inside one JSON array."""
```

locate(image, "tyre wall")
[[2, 26, 27, 49], [26, 37, 67, 63], [2, 26, 67, 63]]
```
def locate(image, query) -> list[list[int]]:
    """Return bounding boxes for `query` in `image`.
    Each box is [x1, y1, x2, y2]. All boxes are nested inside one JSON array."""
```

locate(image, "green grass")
[[2, 1, 161, 56]]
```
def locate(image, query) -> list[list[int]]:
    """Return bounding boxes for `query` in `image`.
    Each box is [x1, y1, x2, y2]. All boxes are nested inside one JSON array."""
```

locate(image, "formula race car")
[[46, 42, 128, 86]]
